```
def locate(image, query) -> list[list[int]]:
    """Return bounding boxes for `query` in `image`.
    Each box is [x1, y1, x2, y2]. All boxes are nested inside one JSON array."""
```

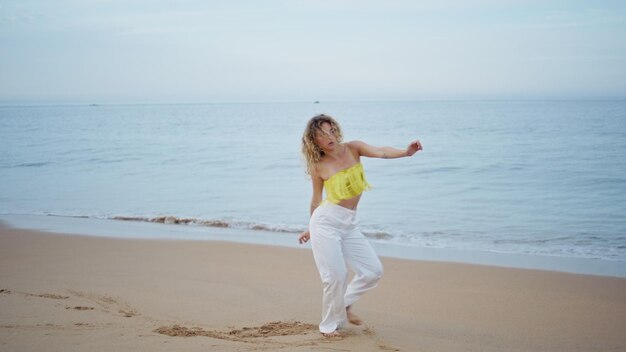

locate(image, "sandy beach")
[[1, 221, 625, 352]]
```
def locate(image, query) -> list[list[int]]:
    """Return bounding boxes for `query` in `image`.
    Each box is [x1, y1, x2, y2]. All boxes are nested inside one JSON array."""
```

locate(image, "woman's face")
[[314, 122, 338, 151]]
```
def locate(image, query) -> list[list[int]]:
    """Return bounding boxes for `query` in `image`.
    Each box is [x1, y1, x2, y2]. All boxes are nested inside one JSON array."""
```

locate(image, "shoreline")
[[1, 214, 625, 278], [1, 221, 626, 351]]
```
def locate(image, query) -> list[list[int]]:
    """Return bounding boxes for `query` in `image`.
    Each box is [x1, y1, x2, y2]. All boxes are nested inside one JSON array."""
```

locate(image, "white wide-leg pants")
[[309, 201, 384, 334]]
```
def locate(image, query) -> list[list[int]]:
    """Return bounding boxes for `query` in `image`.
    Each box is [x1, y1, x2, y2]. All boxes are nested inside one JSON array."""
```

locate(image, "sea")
[[1, 101, 625, 276]]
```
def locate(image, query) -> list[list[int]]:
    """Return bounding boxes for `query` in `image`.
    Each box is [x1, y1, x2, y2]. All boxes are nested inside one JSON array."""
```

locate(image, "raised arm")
[[349, 140, 422, 159]]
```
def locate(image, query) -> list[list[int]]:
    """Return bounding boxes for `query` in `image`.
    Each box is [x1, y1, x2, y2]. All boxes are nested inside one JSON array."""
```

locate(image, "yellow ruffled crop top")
[[323, 163, 372, 204]]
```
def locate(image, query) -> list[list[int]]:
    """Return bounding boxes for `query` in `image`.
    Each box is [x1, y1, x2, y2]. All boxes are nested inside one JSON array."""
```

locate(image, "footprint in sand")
[[15, 289, 137, 318], [74, 322, 94, 327], [67, 290, 139, 318], [364, 326, 402, 351], [22, 292, 70, 299], [118, 309, 137, 317]]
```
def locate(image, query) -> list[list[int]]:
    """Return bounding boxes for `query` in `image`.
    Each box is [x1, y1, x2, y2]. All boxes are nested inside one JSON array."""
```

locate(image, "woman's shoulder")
[[345, 140, 365, 158], [345, 140, 367, 149], [309, 162, 325, 179]]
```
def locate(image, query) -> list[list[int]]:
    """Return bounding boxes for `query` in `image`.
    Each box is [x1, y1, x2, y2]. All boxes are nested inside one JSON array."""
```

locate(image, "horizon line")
[[2, 97, 626, 108]]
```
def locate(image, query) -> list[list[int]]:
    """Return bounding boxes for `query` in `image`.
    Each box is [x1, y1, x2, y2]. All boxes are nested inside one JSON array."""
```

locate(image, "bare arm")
[[309, 172, 324, 215], [349, 140, 423, 159], [299, 169, 324, 244]]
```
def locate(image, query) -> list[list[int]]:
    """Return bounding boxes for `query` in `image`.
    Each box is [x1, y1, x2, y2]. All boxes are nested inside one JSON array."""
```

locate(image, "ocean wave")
[[31, 213, 626, 262], [362, 230, 393, 240], [109, 214, 306, 234], [106, 215, 395, 239], [45, 213, 394, 239], [8, 162, 51, 168], [112, 215, 229, 227]]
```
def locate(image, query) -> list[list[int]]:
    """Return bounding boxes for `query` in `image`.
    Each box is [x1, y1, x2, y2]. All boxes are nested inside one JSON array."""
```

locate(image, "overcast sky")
[[1, 0, 625, 104]]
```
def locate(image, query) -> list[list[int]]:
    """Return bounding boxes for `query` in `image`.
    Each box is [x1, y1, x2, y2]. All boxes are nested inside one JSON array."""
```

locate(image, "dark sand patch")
[[155, 320, 318, 344], [228, 321, 317, 338], [118, 308, 137, 317], [66, 306, 95, 310], [25, 293, 69, 299]]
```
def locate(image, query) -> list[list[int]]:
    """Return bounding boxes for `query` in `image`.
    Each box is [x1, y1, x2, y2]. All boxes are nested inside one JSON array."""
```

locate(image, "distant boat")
[[314, 101, 320, 104], [89, 103, 99, 107]]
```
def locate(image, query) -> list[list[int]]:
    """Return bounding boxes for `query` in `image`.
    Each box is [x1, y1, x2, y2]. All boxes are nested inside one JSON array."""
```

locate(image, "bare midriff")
[[336, 194, 361, 210]]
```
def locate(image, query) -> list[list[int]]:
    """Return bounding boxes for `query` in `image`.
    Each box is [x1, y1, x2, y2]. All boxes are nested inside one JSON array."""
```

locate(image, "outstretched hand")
[[298, 230, 310, 244], [406, 140, 423, 156]]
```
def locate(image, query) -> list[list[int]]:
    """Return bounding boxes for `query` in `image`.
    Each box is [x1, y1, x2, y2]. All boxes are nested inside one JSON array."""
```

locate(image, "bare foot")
[[321, 330, 342, 337], [346, 306, 362, 326]]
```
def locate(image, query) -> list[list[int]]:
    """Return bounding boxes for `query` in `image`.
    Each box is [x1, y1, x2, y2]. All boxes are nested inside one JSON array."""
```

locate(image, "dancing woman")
[[299, 114, 422, 336]]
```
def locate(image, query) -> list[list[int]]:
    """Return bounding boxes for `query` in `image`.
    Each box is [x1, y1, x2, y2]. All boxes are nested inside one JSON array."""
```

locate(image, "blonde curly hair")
[[301, 114, 343, 175]]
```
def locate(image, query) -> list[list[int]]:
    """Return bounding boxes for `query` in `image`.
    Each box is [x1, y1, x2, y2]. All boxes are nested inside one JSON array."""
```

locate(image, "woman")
[[298, 114, 422, 337]]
